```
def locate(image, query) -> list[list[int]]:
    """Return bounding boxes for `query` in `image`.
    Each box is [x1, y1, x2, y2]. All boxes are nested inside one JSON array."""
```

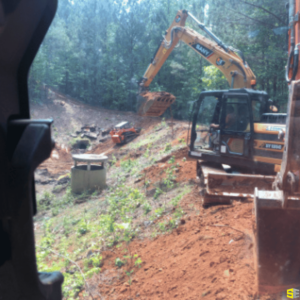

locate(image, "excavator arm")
[[137, 10, 256, 116]]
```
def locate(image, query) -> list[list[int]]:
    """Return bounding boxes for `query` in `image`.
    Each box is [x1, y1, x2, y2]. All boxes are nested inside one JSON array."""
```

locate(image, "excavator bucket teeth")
[[254, 190, 300, 294], [137, 91, 176, 117]]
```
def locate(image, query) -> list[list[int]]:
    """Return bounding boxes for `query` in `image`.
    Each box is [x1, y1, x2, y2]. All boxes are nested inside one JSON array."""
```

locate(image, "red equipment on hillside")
[[110, 121, 141, 145]]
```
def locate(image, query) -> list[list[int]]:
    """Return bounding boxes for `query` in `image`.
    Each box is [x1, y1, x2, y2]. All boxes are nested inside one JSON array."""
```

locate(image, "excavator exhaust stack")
[[137, 91, 176, 117]]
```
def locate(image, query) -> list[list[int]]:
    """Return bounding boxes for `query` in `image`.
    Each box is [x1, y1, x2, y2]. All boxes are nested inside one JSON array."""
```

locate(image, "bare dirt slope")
[[31, 92, 158, 151], [33, 93, 280, 300], [33, 92, 159, 176], [98, 197, 257, 300]]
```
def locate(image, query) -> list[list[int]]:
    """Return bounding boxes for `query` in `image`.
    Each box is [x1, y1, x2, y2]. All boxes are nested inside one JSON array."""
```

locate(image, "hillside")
[[32, 93, 279, 300]]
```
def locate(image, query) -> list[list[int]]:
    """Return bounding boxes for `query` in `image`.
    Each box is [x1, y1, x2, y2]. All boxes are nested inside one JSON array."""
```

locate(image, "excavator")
[[138, 9, 285, 204], [138, 5, 300, 295]]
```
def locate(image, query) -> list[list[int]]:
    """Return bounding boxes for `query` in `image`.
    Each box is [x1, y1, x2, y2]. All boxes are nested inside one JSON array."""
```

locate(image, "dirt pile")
[[88, 139, 115, 156]]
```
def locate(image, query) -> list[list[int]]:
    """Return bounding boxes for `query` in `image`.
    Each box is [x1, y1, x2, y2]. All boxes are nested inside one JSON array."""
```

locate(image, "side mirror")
[[269, 105, 278, 113]]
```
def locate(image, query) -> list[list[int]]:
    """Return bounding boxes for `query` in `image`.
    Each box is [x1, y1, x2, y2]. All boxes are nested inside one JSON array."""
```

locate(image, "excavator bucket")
[[254, 190, 300, 294], [137, 91, 176, 117]]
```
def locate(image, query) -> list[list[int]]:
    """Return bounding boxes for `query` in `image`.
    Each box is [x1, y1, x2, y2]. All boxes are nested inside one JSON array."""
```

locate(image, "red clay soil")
[[92, 189, 274, 300], [142, 160, 196, 189], [171, 131, 188, 147], [38, 144, 73, 175], [141, 147, 196, 189]]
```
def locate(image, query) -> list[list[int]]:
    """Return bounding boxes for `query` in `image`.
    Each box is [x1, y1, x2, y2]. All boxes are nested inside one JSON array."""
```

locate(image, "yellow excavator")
[[138, 9, 285, 204]]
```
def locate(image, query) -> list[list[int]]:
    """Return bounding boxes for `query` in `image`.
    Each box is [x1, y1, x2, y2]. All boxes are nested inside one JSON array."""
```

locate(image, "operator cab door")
[[219, 93, 252, 160], [189, 93, 222, 153]]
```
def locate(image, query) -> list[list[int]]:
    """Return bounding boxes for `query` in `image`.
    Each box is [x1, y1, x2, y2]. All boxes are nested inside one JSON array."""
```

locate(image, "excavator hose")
[[286, 45, 295, 83], [286, 0, 297, 83]]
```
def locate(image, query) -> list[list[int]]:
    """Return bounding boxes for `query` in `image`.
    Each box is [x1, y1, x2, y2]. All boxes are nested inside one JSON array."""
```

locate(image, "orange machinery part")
[[288, 0, 300, 80], [296, 0, 300, 80], [110, 128, 138, 144]]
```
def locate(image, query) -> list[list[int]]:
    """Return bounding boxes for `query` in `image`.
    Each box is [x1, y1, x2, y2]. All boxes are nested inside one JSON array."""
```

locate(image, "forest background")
[[29, 0, 288, 119]]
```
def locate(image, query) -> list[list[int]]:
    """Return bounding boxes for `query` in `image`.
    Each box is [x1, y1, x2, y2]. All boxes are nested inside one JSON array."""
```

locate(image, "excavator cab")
[[188, 89, 278, 206], [189, 89, 273, 171]]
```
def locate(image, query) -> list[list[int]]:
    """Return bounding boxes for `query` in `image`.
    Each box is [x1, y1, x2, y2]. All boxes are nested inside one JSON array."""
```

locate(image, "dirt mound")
[[95, 190, 263, 300]]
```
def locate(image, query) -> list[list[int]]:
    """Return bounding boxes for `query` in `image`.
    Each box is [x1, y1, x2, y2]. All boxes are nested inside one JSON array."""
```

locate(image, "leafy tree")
[[29, 0, 289, 115]]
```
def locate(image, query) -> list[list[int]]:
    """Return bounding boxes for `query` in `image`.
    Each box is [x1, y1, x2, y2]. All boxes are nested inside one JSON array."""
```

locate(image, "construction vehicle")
[[110, 121, 141, 145], [188, 88, 286, 205], [137, 9, 257, 117], [138, 9, 286, 203]]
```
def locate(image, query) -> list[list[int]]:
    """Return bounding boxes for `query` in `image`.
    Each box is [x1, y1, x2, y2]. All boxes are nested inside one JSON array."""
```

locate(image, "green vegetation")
[[35, 124, 194, 298], [164, 143, 172, 152], [178, 138, 185, 144], [35, 181, 191, 298], [30, 0, 287, 116], [168, 155, 175, 164], [115, 257, 125, 268]]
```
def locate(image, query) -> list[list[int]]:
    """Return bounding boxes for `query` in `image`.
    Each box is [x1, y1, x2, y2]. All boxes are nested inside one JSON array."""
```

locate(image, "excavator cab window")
[[251, 100, 263, 122], [219, 93, 252, 157], [220, 96, 251, 132], [190, 94, 221, 151]]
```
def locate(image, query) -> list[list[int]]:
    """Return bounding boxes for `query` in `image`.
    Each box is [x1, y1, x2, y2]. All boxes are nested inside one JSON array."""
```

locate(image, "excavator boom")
[[138, 10, 256, 116]]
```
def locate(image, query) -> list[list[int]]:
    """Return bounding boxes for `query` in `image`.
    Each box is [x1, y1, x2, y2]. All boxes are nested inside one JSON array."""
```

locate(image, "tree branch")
[[238, 0, 285, 25], [227, 7, 276, 28]]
